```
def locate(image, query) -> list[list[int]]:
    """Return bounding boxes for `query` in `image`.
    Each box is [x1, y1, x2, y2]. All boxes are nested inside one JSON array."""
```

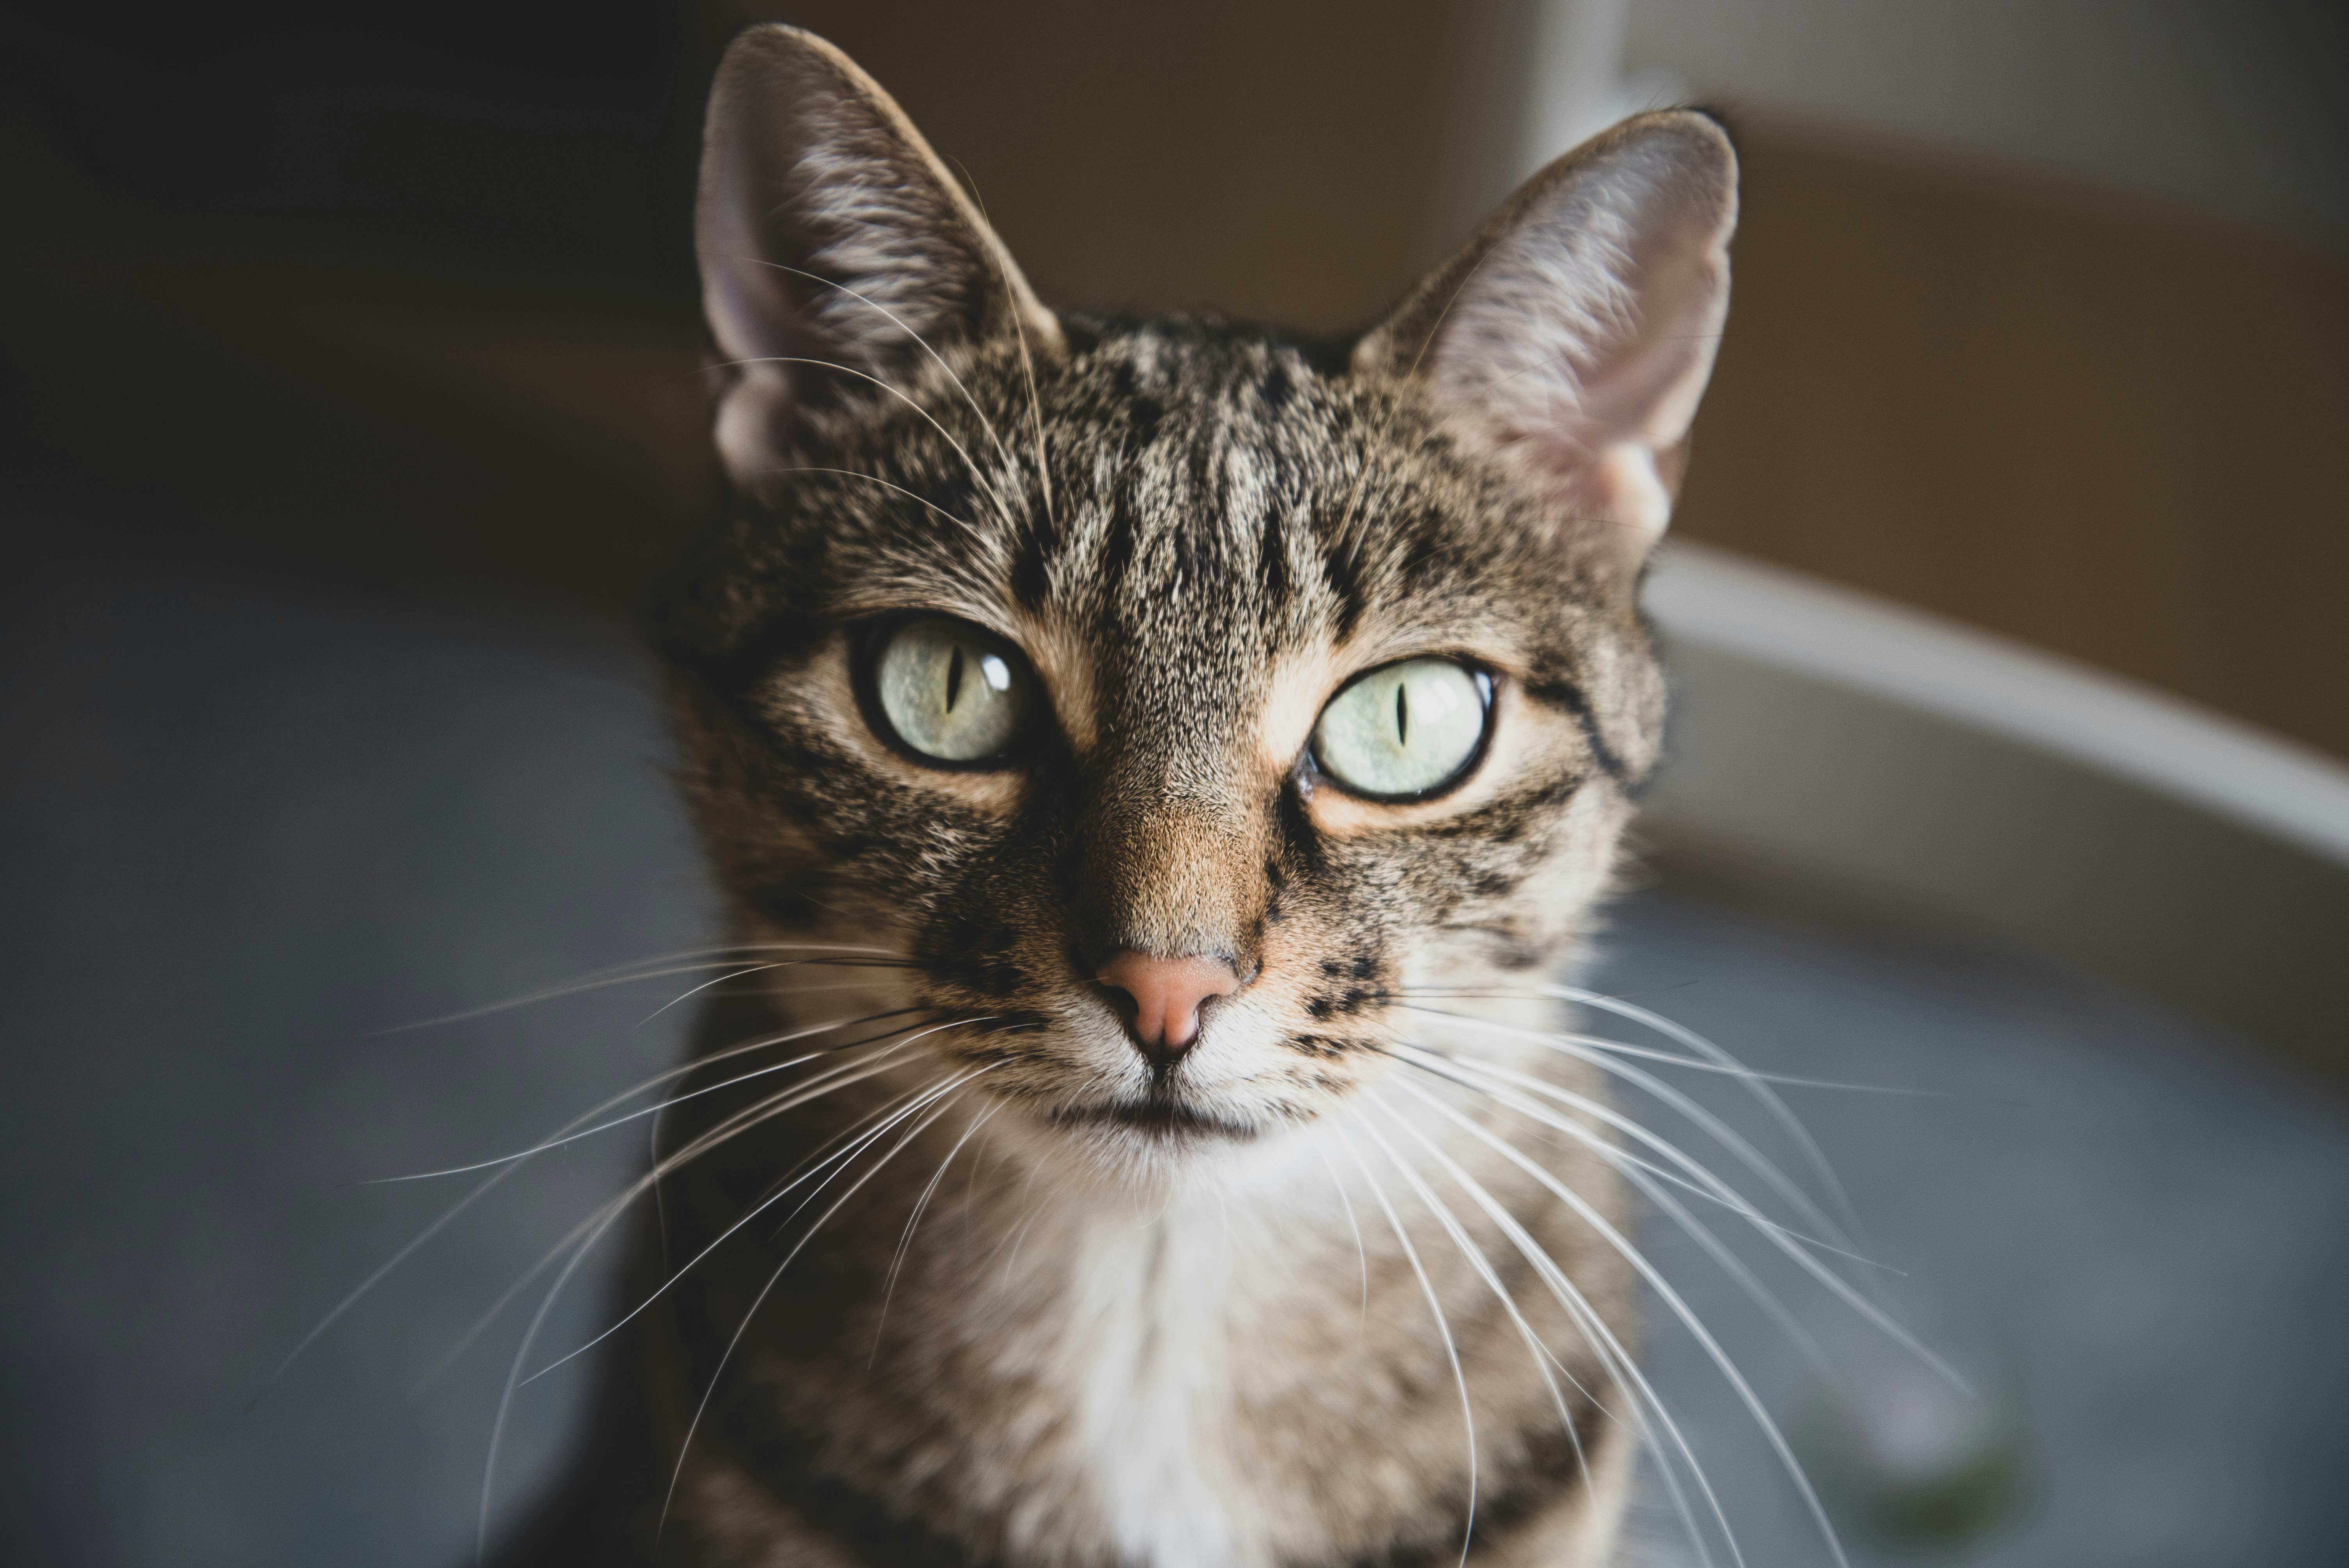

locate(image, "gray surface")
[[0, 513, 710, 1563], [4, 510, 2344, 1564], [1592, 896, 2349, 1566]]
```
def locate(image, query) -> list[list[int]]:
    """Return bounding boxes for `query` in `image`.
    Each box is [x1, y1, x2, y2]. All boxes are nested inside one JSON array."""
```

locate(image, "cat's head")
[[657, 26, 1734, 1168]]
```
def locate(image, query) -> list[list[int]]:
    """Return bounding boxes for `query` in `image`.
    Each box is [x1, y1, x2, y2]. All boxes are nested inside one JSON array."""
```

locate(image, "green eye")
[[1311, 658, 1491, 800], [870, 617, 1034, 763]]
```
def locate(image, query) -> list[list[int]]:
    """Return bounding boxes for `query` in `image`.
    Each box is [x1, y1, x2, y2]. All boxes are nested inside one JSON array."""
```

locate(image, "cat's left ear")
[[695, 25, 1061, 484], [1356, 111, 1737, 573]]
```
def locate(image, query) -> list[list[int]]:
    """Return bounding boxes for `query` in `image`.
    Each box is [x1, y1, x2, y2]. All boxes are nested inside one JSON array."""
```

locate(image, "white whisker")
[[1550, 984, 1866, 1241], [475, 1169, 617, 1566], [1008, 290, 1054, 529], [649, 1080, 671, 1272], [365, 944, 906, 1037], [1406, 1044, 1959, 1387], [260, 1009, 919, 1395], [753, 464, 981, 534], [421, 1031, 928, 1390], [1403, 1043, 1862, 1259], [1370, 1078, 1729, 1568], [871, 1099, 1005, 1365], [465, 1027, 930, 1558], [516, 1019, 993, 1386], [1333, 1113, 1479, 1568], [1356, 1100, 1596, 1501], [947, 159, 1058, 532], [1385, 1070, 1847, 1568], [364, 1023, 925, 1185], [1397, 1048, 1831, 1379], [1411, 1010, 1861, 1266], [1395, 999, 1923, 1095], [653, 1068, 995, 1551], [715, 253, 1026, 507], [1308, 1134, 1372, 1330], [709, 353, 1015, 534], [483, 1060, 986, 1559], [636, 962, 793, 1024]]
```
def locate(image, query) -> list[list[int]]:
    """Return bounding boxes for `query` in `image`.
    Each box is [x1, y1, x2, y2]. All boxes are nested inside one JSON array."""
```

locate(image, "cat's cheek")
[[873, 764, 1029, 818], [1493, 792, 1634, 952], [1156, 996, 1379, 1129], [1240, 944, 1364, 1050]]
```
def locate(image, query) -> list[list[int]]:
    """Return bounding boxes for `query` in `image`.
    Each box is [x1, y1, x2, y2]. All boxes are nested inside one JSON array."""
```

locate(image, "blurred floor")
[[4, 504, 2344, 1565], [0, 502, 710, 1563], [1600, 895, 2349, 1566]]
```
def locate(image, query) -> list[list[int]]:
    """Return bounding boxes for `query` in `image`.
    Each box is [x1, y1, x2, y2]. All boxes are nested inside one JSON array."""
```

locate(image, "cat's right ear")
[[695, 25, 1060, 484], [1356, 111, 1737, 577]]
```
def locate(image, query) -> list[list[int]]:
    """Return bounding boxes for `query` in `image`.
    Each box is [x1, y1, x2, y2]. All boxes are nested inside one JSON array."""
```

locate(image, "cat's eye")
[[1310, 658, 1492, 800], [866, 617, 1035, 764]]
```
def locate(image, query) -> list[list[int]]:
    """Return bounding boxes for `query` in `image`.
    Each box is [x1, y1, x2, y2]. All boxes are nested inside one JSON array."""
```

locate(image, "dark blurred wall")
[[0, 0, 1495, 639], [2, 3, 699, 289], [705, 2, 1494, 331], [0, 1, 714, 635]]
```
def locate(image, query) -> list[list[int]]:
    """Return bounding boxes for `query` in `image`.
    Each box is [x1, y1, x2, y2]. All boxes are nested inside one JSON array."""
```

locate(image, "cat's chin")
[[1044, 1092, 1270, 1146]]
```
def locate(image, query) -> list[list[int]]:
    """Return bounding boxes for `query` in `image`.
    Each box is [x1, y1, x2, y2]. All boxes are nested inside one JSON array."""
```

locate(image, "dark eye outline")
[[850, 614, 1044, 771], [1305, 657, 1497, 804]]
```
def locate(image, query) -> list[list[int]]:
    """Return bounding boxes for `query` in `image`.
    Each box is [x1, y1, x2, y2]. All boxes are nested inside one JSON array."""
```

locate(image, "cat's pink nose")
[[1096, 951, 1240, 1062]]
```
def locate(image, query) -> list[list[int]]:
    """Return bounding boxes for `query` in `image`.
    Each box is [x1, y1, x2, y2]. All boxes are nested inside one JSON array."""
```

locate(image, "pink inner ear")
[[1576, 443, 1682, 560], [1417, 121, 1736, 567], [711, 356, 794, 487], [1480, 435, 1676, 565], [693, 27, 1060, 487]]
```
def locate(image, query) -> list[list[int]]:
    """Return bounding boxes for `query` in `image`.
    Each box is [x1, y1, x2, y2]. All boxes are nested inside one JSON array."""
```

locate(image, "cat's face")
[[662, 324, 1662, 1158], [663, 28, 1732, 1171]]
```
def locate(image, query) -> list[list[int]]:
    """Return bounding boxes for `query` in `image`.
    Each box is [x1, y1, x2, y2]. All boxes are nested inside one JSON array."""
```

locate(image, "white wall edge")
[[1645, 541, 2349, 869]]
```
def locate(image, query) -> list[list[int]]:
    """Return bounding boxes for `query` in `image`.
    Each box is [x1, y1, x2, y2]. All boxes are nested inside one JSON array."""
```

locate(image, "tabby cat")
[[495, 23, 1743, 1566]]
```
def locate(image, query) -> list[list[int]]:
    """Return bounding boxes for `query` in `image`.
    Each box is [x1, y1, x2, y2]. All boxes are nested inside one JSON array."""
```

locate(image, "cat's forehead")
[[685, 314, 1615, 777], [883, 319, 1576, 673]]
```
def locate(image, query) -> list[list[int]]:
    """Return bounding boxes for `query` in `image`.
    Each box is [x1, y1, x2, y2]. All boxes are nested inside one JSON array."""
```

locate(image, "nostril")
[[1095, 950, 1241, 1061], [1096, 979, 1143, 1035]]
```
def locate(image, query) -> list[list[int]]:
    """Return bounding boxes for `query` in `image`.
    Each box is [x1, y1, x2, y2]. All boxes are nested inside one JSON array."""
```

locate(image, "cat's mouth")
[[1049, 1090, 1262, 1143]]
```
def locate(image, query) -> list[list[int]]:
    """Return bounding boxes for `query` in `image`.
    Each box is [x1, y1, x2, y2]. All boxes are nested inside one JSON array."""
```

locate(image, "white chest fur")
[[995, 1136, 1363, 1568], [1062, 1212, 1251, 1566]]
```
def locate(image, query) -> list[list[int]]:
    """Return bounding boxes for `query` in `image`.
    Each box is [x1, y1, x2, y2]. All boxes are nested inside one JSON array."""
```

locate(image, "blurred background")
[[9, 0, 2345, 747], [3, 2, 2344, 1564]]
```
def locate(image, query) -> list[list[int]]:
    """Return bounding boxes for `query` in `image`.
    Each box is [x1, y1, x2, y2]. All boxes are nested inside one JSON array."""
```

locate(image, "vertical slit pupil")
[[1395, 680, 1410, 746], [945, 645, 965, 711]]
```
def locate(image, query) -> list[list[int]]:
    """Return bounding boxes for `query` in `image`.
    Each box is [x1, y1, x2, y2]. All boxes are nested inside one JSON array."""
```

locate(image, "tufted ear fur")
[[696, 25, 1060, 484], [1356, 111, 1736, 573]]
